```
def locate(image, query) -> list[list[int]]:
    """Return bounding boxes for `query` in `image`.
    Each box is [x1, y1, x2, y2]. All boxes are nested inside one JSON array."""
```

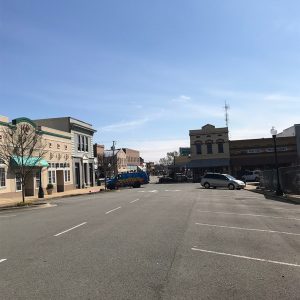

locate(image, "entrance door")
[[56, 170, 64, 192], [75, 163, 81, 189], [25, 172, 34, 196]]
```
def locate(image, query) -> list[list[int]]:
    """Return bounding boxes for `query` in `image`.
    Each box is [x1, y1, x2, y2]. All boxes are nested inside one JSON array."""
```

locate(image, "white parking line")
[[0, 215, 17, 218], [54, 222, 87, 237], [191, 248, 300, 268], [130, 199, 140, 204], [165, 190, 182, 192], [197, 210, 300, 221], [195, 223, 300, 236], [105, 206, 122, 214], [0, 259, 7, 263]]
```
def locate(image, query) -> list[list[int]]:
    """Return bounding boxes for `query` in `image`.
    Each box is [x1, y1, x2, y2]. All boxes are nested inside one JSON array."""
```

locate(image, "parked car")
[[158, 176, 175, 183], [241, 170, 261, 182], [201, 173, 246, 190]]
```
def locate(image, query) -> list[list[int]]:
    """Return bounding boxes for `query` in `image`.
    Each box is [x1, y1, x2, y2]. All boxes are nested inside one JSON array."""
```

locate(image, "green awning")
[[11, 156, 49, 167]]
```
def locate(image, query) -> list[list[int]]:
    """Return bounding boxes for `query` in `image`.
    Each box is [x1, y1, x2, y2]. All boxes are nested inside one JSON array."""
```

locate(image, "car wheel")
[[133, 182, 141, 188], [228, 183, 235, 190], [213, 186, 216, 189], [204, 182, 210, 189]]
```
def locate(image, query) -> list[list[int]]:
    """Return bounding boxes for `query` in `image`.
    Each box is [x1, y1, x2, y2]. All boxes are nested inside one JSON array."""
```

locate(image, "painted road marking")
[[0, 259, 7, 263], [105, 206, 122, 214], [130, 199, 140, 204], [0, 215, 17, 218], [165, 190, 182, 192], [191, 248, 300, 268], [54, 222, 87, 237], [195, 223, 300, 236], [196, 210, 300, 221]]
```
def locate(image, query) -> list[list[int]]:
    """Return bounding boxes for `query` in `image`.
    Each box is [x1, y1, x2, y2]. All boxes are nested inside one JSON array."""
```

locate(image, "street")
[[0, 183, 300, 299]]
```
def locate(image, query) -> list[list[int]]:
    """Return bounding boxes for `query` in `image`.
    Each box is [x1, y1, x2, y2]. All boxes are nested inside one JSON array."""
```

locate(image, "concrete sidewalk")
[[244, 183, 300, 204], [0, 186, 105, 209]]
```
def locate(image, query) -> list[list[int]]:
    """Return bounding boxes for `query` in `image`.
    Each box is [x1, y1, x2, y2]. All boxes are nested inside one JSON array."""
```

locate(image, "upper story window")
[[217, 139, 224, 153], [195, 141, 202, 155], [57, 144, 60, 149], [78, 135, 81, 151], [65, 145, 68, 150], [85, 136, 88, 152], [81, 135, 85, 151], [206, 140, 213, 154], [49, 142, 52, 148]]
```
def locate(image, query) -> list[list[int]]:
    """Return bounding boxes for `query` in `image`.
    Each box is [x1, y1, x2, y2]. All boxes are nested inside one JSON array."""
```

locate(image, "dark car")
[[158, 176, 175, 183]]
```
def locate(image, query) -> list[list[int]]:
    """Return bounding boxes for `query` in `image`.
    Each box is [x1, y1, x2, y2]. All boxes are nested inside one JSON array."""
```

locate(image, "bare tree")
[[159, 151, 179, 166], [0, 122, 48, 203]]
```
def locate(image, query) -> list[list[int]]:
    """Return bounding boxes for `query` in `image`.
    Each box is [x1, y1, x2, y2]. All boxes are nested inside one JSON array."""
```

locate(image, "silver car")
[[201, 173, 245, 190]]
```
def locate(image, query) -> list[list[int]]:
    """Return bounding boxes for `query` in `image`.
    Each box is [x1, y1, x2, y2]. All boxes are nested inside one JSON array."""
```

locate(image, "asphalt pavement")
[[0, 183, 299, 299]]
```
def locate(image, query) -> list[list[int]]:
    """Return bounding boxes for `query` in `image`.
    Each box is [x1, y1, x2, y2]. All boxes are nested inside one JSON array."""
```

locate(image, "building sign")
[[245, 147, 288, 154], [179, 147, 191, 156]]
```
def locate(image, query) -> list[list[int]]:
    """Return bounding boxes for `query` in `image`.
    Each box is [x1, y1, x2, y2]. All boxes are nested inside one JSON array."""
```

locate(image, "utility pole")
[[111, 141, 117, 177]]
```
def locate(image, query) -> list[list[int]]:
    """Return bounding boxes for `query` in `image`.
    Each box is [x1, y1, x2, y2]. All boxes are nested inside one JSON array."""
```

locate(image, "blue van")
[[107, 172, 149, 189]]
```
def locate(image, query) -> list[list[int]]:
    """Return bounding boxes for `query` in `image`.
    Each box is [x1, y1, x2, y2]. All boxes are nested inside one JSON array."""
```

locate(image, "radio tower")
[[224, 101, 230, 128]]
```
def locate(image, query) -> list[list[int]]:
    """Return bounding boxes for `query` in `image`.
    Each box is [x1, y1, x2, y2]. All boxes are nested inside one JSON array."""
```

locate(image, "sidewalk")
[[244, 183, 300, 204], [0, 186, 105, 209]]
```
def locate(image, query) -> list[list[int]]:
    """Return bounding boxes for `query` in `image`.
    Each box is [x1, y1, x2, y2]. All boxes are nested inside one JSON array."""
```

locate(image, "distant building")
[[187, 124, 230, 181], [104, 149, 127, 174], [122, 148, 140, 172]]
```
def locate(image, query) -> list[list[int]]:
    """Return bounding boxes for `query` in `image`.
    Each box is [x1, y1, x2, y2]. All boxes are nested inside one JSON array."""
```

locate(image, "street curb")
[[247, 188, 300, 204], [0, 189, 107, 211], [0, 202, 53, 211]]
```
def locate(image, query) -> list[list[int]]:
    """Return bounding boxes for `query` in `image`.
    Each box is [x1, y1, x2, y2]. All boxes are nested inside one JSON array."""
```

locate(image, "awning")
[[11, 156, 49, 167], [187, 158, 230, 168]]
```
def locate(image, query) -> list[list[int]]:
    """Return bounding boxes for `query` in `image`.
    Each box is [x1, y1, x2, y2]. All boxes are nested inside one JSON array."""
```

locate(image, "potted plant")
[[46, 183, 54, 195]]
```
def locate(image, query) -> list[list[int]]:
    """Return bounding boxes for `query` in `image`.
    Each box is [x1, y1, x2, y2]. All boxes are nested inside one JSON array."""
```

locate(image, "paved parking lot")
[[0, 183, 299, 299]]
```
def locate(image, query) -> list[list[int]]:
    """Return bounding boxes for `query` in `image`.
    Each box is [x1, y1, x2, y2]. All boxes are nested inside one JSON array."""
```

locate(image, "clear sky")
[[1, 0, 300, 162]]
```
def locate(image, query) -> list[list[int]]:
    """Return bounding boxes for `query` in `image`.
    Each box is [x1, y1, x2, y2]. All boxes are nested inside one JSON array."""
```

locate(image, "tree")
[[0, 121, 47, 203], [159, 151, 179, 166]]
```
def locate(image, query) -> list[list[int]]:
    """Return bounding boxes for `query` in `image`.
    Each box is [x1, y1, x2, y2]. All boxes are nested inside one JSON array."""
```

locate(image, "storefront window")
[[0, 168, 6, 187]]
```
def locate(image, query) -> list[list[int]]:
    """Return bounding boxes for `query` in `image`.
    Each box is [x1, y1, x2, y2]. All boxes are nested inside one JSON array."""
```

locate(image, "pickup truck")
[[107, 172, 149, 189]]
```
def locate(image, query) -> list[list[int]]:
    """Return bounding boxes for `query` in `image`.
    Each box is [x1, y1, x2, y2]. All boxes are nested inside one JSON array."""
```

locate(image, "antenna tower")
[[224, 101, 230, 128]]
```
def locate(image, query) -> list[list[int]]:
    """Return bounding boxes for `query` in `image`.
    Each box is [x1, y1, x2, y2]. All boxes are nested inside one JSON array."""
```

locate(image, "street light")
[[270, 126, 283, 196]]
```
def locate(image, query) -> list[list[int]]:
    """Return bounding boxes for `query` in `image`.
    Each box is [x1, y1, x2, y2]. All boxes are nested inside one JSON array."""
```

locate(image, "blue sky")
[[1, 0, 300, 161]]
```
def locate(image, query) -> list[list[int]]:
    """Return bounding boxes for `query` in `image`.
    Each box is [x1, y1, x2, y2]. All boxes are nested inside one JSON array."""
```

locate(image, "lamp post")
[[270, 127, 283, 196], [38, 168, 44, 198]]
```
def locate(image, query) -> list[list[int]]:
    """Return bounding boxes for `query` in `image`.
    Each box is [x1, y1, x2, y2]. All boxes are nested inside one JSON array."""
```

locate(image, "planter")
[[46, 188, 53, 195]]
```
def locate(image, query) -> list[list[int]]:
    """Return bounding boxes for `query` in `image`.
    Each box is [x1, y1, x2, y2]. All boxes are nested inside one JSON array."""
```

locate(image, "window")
[[0, 168, 6, 187], [218, 143, 224, 153], [48, 170, 56, 184], [16, 174, 22, 191], [64, 170, 71, 182], [60, 163, 64, 168], [85, 136, 88, 152], [207, 143, 213, 154], [81, 135, 85, 151], [35, 171, 40, 188], [65, 145, 68, 150], [78, 135, 81, 151], [49, 142, 52, 148], [57, 144, 60, 149], [196, 143, 202, 155]]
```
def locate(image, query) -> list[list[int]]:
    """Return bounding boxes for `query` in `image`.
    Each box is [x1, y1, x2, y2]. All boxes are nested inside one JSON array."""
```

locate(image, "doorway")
[[56, 170, 64, 193]]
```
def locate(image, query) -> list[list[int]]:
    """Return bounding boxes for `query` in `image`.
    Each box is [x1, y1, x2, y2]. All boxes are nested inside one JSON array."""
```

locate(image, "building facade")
[[35, 117, 96, 188], [0, 116, 74, 198], [122, 148, 140, 172], [188, 124, 230, 181], [230, 136, 298, 177]]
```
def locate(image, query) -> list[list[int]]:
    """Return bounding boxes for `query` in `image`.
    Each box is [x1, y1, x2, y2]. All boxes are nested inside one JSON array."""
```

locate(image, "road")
[[0, 183, 300, 299]]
